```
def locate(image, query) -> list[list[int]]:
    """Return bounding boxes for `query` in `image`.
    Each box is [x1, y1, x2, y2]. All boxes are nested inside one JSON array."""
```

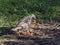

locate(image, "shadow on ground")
[[3, 36, 59, 45], [0, 27, 15, 36]]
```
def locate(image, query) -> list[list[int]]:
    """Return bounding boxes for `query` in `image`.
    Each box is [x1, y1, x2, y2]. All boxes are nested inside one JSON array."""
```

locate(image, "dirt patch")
[[0, 23, 60, 45]]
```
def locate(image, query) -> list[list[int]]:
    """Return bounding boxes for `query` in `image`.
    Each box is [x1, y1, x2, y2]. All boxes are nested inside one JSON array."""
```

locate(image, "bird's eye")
[[32, 17, 35, 20]]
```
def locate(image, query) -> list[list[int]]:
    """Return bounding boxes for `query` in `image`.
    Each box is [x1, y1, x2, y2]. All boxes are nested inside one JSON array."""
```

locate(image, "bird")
[[11, 14, 37, 35]]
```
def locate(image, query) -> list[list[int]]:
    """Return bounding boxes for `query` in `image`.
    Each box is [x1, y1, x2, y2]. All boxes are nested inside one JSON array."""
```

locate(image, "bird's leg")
[[28, 27, 34, 36], [26, 19, 37, 36]]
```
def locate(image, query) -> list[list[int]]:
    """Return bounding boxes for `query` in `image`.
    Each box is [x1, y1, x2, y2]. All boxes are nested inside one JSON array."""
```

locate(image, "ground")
[[0, 22, 60, 45]]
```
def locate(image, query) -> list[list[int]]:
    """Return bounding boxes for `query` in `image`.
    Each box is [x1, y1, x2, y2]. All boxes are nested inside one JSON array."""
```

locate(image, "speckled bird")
[[12, 14, 36, 32]]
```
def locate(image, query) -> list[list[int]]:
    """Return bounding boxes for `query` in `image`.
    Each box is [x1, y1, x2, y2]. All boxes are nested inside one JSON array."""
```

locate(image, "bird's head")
[[30, 14, 36, 23], [30, 14, 36, 20]]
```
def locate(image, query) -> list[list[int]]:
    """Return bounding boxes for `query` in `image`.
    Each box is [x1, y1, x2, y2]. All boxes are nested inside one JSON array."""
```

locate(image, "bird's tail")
[[11, 26, 23, 31]]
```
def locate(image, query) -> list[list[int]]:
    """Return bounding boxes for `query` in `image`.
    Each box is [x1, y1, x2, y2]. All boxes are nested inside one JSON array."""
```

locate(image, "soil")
[[0, 23, 60, 45]]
